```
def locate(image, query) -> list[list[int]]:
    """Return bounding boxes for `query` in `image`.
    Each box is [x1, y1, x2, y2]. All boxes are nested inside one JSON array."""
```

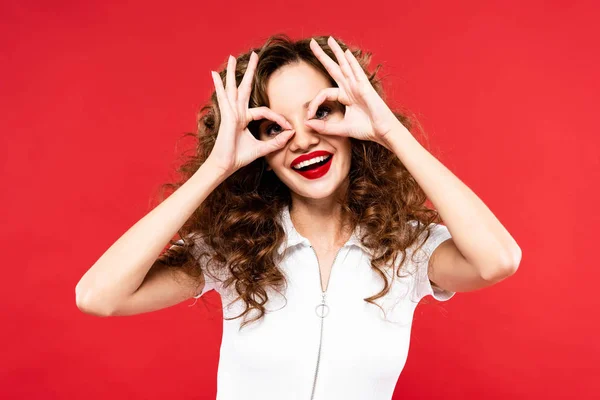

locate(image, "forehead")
[[265, 61, 332, 112]]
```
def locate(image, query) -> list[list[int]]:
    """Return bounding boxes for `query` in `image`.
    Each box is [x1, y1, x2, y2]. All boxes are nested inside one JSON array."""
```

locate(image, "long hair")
[[156, 34, 444, 329]]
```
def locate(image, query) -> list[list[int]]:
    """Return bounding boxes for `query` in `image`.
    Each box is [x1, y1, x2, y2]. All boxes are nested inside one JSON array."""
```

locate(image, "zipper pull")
[[316, 291, 329, 318]]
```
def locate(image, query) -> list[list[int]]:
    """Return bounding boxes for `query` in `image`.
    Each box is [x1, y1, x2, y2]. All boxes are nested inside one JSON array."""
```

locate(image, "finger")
[[247, 106, 293, 130], [211, 70, 230, 115], [345, 49, 368, 83], [225, 55, 237, 103], [238, 51, 258, 105], [257, 129, 296, 157], [327, 36, 356, 85], [306, 88, 340, 120], [309, 38, 347, 86], [304, 118, 348, 137]]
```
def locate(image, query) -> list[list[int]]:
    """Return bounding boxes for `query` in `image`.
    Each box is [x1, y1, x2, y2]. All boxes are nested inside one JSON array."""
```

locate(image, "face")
[[258, 61, 351, 202]]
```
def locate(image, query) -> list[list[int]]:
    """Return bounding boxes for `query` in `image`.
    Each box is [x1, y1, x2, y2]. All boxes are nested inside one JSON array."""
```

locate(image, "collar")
[[276, 204, 371, 256]]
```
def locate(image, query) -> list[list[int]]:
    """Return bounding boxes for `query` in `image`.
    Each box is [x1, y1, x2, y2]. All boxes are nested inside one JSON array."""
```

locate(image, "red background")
[[1, 0, 598, 398]]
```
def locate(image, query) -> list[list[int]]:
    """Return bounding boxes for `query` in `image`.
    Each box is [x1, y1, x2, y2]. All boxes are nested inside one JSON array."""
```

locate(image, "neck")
[[289, 200, 353, 251]]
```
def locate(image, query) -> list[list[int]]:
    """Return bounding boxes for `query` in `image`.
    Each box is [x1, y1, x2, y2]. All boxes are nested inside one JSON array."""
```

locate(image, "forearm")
[[381, 122, 521, 278], [75, 160, 229, 311]]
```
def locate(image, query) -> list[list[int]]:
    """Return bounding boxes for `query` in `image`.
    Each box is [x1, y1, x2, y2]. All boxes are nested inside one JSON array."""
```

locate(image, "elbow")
[[481, 248, 522, 282], [75, 286, 114, 317], [503, 246, 522, 276]]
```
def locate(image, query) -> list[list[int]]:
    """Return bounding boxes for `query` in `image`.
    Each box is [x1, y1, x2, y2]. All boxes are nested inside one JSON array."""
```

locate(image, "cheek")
[[341, 145, 353, 170], [336, 139, 352, 159], [264, 154, 282, 171]]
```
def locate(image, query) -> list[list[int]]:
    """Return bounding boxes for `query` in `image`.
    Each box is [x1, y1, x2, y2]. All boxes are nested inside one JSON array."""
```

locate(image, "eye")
[[262, 105, 334, 137], [265, 123, 283, 137], [314, 105, 332, 120]]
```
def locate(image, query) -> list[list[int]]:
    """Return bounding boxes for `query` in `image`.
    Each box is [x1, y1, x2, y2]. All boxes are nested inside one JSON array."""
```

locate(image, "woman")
[[76, 34, 521, 399]]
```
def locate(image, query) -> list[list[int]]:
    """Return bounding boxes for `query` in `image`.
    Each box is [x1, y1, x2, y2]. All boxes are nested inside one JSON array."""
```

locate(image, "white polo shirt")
[[188, 204, 454, 400]]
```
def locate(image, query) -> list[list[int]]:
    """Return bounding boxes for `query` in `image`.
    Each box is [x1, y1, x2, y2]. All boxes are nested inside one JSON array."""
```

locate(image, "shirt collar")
[[276, 204, 371, 256]]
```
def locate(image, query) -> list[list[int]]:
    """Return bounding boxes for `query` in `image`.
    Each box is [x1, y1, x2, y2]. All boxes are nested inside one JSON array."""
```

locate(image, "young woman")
[[76, 34, 521, 400]]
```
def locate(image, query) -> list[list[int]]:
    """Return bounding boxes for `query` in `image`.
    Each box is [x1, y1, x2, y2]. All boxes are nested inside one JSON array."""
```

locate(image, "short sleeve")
[[409, 222, 455, 303], [172, 238, 219, 298]]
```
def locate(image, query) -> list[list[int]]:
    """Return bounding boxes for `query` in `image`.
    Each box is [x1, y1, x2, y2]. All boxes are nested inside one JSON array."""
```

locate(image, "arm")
[[303, 37, 521, 293], [76, 51, 297, 317], [75, 160, 229, 317], [382, 123, 522, 291]]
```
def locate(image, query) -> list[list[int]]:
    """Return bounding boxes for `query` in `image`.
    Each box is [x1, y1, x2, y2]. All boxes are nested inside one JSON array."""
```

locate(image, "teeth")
[[292, 155, 330, 170]]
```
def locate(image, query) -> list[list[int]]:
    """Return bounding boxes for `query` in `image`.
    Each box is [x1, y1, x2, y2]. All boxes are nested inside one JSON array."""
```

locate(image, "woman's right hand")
[[206, 52, 295, 176]]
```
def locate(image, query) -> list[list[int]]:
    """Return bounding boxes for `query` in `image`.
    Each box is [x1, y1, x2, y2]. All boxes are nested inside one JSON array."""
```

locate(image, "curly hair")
[[155, 33, 445, 330]]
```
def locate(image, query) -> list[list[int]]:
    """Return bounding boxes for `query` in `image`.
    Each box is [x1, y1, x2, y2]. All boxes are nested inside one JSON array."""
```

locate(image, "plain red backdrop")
[[1, 0, 598, 398]]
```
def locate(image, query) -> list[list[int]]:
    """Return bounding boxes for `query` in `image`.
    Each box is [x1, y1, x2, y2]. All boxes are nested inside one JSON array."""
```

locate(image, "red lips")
[[290, 150, 332, 169]]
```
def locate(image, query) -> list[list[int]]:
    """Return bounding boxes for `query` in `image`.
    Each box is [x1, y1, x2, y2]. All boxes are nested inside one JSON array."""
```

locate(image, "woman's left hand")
[[305, 37, 403, 147]]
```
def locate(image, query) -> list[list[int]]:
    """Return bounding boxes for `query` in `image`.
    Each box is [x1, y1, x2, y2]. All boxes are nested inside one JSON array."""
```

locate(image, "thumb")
[[257, 129, 295, 158]]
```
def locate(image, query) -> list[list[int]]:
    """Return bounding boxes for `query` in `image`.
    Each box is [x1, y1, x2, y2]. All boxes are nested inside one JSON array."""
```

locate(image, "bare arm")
[[75, 160, 229, 317], [76, 52, 296, 317]]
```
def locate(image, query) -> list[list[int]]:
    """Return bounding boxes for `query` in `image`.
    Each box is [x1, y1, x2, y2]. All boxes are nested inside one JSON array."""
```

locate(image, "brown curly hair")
[[155, 33, 445, 329]]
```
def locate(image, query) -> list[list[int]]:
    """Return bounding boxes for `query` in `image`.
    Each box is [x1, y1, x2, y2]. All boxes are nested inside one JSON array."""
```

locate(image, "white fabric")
[[187, 205, 454, 399]]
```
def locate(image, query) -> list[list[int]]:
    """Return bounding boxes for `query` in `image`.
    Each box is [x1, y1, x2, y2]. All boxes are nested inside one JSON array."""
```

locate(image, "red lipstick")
[[290, 150, 333, 180], [290, 150, 332, 168]]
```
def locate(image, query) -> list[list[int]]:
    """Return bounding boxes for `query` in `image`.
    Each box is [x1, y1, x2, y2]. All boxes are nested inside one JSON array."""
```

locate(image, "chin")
[[292, 186, 339, 200], [284, 171, 350, 201]]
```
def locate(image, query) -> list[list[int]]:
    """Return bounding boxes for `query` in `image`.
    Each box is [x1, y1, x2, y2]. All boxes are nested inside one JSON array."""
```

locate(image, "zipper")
[[309, 244, 344, 400]]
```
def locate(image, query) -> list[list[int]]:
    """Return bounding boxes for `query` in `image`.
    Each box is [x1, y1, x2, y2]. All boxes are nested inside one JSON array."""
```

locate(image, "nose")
[[288, 119, 320, 152]]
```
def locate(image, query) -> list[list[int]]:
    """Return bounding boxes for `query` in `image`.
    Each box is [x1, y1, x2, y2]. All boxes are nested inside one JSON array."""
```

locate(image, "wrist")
[[199, 158, 232, 182], [377, 120, 410, 150]]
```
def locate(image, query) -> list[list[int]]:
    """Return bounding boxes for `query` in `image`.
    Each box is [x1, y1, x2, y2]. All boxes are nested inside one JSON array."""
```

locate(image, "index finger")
[[238, 51, 259, 103], [309, 39, 346, 86]]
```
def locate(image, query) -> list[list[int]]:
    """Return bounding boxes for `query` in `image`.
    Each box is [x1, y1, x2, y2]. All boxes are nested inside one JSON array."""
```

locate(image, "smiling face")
[[258, 61, 352, 203]]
